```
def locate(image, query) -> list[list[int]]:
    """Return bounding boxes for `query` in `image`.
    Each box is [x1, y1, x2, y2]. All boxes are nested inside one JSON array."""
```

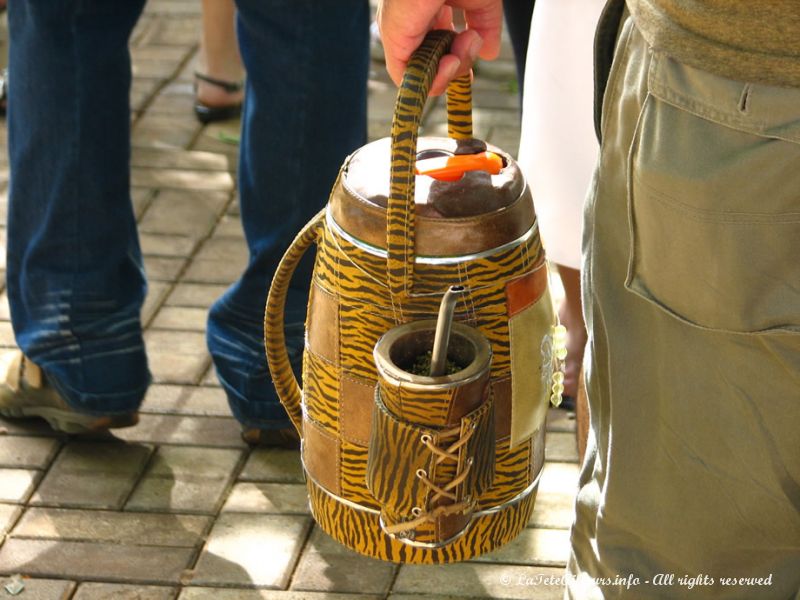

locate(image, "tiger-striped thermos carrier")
[[265, 31, 565, 563]]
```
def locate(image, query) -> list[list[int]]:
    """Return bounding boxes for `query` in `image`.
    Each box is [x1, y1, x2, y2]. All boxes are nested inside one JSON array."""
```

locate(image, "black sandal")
[[193, 72, 244, 124]]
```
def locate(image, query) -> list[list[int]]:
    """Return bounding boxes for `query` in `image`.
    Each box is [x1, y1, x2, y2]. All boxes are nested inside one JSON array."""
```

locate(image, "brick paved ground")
[[0, 2, 580, 598]]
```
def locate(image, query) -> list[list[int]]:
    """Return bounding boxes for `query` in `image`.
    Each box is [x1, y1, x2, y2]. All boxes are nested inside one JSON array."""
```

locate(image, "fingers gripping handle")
[[264, 209, 325, 436], [387, 30, 474, 298]]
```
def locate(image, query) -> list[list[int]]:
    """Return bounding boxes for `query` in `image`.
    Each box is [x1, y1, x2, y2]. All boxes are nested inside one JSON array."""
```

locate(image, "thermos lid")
[[342, 137, 525, 218]]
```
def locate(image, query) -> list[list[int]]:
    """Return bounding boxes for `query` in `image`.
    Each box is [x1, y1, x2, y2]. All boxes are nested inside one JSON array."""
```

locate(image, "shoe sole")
[[0, 405, 138, 434]]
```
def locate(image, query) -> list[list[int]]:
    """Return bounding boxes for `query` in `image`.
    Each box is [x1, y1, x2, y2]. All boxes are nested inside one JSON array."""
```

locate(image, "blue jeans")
[[6, 0, 368, 428]]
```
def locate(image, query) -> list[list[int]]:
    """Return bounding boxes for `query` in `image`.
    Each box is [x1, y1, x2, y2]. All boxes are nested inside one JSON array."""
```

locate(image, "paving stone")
[[132, 117, 200, 149], [222, 483, 309, 514], [167, 283, 227, 309], [180, 590, 379, 600], [538, 462, 580, 496], [190, 122, 241, 155], [181, 258, 241, 285], [140, 385, 185, 411], [132, 146, 233, 172], [145, 330, 207, 356], [239, 449, 304, 483], [124, 444, 238, 512], [73, 582, 177, 600], [132, 168, 235, 192], [0, 577, 76, 599], [151, 307, 208, 331], [545, 432, 579, 464], [201, 367, 220, 386], [130, 15, 158, 46], [145, 331, 209, 368], [114, 414, 245, 449], [212, 215, 244, 238], [0, 437, 60, 469], [0, 321, 15, 347], [194, 236, 248, 264], [143, 0, 201, 17], [142, 281, 172, 327], [141, 385, 230, 417], [0, 468, 39, 503], [191, 513, 311, 588], [139, 190, 229, 237], [388, 597, 483, 600], [0, 291, 10, 320], [0, 503, 22, 537], [131, 56, 183, 80], [131, 78, 163, 113], [0, 539, 194, 584], [0, 190, 6, 228], [145, 256, 187, 282], [472, 527, 571, 567], [290, 528, 396, 595], [393, 563, 565, 600], [131, 45, 189, 62], [149, 353, 210, 385], [126, 476, 230, 514], [132, 188, 157, 219], [31, 442, 152, 509], [141, 233, 198, 258], [12, 507, 210, 547], [528, 491, 576, 530], [146, 85, 196, 118], [138, 16, 202, 46], [546, 408, 577, 434], [148, 445, 241, 477]]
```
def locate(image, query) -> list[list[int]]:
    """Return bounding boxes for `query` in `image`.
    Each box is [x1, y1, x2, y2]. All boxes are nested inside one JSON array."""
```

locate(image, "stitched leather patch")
[[302, 416, 340, 495], [307, 284, 339, 364], [506, 265, 548, 317], [491, 377, 512, 440], [340, 374, 375, 446]]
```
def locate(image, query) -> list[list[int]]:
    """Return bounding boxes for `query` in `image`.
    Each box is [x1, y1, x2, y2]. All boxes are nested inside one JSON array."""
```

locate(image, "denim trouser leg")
[[208, 0, 368, 429], [6, 0, 150, 415]]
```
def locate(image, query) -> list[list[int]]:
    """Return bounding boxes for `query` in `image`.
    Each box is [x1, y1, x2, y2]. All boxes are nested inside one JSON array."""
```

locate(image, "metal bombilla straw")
[[429, 285, 466, 376]]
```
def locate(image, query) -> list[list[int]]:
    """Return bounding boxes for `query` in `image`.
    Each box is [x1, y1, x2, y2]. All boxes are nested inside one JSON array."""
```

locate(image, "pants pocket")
[[625, 54, 800, 334]]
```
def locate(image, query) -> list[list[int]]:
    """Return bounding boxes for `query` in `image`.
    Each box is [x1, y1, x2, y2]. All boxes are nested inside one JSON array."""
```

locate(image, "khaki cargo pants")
[[567, 17, 800, 600]]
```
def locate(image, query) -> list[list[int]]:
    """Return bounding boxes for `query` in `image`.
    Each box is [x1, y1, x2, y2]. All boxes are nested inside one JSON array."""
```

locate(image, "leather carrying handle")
[[387, 30, 474, 298], [264, 209, 325, 436]]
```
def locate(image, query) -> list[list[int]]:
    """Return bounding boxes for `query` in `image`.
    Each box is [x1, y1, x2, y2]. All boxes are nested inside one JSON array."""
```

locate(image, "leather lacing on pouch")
[[382, 423, 478, 535]]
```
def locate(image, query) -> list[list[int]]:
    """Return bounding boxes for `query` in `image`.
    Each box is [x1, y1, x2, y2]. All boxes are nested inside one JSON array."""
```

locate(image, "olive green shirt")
[[627, 0, 800, 87]]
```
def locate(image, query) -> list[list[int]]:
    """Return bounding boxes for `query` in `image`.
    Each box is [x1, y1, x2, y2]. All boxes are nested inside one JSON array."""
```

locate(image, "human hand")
[[376, 0, 503, 96]]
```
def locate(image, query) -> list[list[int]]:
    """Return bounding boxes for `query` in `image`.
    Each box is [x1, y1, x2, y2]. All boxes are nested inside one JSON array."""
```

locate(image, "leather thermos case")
[[265, 30, 562, 563]]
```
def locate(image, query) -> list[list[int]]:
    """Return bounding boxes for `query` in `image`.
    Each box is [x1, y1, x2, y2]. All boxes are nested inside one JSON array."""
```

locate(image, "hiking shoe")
[[241, 426, 301, 450], [0, 350, 139, 434]]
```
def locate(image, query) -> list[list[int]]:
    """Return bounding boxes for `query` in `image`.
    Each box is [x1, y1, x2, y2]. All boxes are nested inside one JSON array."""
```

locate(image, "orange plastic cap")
[[415, 151, 503, 181]]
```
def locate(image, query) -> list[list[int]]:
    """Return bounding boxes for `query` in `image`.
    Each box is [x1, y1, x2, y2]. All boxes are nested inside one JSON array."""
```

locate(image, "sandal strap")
[[194, 72, 244, 93]]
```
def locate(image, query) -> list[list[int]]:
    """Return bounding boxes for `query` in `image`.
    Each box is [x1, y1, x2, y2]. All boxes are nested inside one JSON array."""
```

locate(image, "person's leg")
[[5, 0, 149, 416], [208, 0, 368, 431], [502, 0, 535, 96], [570, 18, 800, 597], [195, 0, 244, 114], [556, 264, 587, 400]]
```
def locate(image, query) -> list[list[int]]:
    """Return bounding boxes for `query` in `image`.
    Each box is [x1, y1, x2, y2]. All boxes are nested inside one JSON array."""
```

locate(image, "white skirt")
[[517, 0, 605, 269]]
